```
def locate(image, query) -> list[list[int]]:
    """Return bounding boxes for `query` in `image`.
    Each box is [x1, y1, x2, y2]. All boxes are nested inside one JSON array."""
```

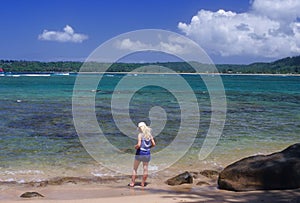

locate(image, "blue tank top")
[[140, 137, 152, 153]]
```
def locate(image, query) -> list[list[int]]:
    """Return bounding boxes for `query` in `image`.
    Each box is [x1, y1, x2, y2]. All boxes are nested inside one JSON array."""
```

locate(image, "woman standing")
[[129, 122, 156, 187]]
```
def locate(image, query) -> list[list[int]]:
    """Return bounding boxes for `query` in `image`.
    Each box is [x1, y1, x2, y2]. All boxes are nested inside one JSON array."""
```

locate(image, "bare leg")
[[141, 162, 148, 187], [130, 159, 140, 187]]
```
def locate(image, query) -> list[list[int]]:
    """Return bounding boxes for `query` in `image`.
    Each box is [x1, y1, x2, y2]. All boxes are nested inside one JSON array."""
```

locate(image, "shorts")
[[135, 149, 151, 162]]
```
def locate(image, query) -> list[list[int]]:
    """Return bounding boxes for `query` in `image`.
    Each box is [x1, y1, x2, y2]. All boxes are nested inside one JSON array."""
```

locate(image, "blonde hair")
[[138, 122, 152, 140]]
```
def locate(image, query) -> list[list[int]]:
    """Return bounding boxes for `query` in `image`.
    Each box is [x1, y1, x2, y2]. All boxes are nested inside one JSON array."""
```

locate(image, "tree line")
[[1, 55, 299, 74]]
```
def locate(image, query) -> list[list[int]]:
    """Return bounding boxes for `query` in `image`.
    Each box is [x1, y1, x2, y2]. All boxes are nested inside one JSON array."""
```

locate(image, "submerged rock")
[[200, 170, 219, 180], [20, 192, 44, 198], [165, 171, 193, 186], [218, 143, 300, 191]]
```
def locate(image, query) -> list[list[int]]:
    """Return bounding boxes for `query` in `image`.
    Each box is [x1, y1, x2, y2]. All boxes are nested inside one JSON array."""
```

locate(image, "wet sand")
[[1, 174, 299, 203]]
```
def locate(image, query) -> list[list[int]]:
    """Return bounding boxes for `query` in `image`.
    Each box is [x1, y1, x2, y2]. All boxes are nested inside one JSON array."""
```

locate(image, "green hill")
[[218, 56, 300, 74]]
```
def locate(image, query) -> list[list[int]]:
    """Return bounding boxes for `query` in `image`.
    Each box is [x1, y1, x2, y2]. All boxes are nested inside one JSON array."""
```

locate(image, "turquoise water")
[[0, 74, 299, 183]]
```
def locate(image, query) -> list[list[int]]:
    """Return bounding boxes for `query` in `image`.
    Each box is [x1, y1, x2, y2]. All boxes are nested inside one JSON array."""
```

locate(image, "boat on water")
[[0, 68, 4, 76]]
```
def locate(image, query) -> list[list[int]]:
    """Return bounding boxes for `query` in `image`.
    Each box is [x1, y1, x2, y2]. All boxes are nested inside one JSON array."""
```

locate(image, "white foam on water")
[[148, 165, 158, 171], [7, 178, 15, 182], [17, 179, 26, 184], [0, 170, 44, 175], [91, 172, 104, 177], [54, 73, 70, 76], [21, 74, 51, 77]]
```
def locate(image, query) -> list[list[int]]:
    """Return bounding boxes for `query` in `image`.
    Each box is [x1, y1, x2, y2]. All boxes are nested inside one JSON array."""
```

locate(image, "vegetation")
[[218, 56, 300, 74], [1, 55, 300, 74], [0, 60, 82, 73]]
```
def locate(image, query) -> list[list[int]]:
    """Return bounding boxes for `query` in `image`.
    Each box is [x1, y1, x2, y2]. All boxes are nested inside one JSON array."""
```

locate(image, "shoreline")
[[1, 180, 300, 203], [1, 145, 298, 202], [69, 72, 300, 76], [2, 71, 300, 76]]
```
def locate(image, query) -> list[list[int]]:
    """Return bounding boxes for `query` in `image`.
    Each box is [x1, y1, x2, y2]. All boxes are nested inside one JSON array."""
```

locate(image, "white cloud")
[[178, 0, 300, 60], [117, 38, 149, 50], [116, 35, 195, 55], [38, 25, 88, 43], [252, 0, 300, 22]]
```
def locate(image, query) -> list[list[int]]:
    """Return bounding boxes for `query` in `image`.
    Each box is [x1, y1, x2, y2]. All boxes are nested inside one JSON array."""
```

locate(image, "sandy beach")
[[1, 174, 300, 203], [2, 184, 300, 203]]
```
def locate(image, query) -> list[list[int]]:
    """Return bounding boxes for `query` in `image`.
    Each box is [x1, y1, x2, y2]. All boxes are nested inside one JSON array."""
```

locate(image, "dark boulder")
[[165, 171, 193, 186], [218, 143, 300, 191], [20, 192, 44, 198]]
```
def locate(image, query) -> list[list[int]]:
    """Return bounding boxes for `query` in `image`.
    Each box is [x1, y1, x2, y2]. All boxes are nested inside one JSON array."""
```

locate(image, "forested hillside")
[[1, 55, 299, 74], [218, 55, 300, 74]]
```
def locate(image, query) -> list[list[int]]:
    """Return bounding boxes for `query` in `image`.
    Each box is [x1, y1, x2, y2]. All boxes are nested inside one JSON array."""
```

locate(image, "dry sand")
[[1, 178, 299, 203]]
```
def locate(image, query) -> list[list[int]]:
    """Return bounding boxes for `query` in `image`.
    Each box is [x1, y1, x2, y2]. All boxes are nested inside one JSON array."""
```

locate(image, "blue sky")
[[0, 0, 299, 64]]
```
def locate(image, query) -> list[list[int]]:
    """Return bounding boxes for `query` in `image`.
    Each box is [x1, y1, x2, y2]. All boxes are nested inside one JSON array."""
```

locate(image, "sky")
[[0, 0, 299, 64]]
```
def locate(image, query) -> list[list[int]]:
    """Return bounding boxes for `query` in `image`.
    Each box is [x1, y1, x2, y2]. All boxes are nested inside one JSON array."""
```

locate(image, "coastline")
[[76, 71, 300, 76], [1, 143, 298, 202], [2, 179, 300, 203], [1, 71, 300, 76]]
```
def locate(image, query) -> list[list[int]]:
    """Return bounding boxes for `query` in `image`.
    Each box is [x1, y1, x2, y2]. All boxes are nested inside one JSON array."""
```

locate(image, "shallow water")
[[0, 74, 299, 184]]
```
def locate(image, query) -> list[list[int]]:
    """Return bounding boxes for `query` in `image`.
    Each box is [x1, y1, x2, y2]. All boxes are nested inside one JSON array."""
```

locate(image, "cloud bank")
[[38, 25, 88, 43], [116, 35, 197, 56], [178, 0, 300, 60]]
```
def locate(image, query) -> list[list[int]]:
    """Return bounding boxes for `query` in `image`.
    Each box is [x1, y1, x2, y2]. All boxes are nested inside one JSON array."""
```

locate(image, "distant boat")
[[0, 68, 4, 76]]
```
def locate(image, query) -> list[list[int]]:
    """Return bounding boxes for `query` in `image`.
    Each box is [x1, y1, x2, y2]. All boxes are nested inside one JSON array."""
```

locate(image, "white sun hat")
[[138, 122, 147, 128]]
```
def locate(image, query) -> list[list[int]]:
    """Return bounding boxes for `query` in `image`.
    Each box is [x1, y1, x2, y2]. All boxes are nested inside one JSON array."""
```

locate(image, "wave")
[[0, 175, 127, 187], [5, 74, 51, 77], [2, 73, 74, 77], [53, 73, 70, 76], [20, 74, 51, 77]]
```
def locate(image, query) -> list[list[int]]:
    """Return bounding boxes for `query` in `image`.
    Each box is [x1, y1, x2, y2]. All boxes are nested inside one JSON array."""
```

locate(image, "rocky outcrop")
[[218, 143, 300, 191], [165, 171, 193, 186]]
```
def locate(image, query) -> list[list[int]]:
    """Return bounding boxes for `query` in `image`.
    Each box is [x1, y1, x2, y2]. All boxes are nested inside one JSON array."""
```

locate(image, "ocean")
[[0, 73, 299, 185]]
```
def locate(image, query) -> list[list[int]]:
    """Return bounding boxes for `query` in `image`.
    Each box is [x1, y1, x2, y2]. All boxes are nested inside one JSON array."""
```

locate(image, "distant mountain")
[[1, 56, 300, 74]]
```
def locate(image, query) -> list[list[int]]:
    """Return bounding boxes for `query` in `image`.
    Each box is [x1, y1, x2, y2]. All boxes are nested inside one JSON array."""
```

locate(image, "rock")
[[196, 181, 210, 186], [218, 143, 300, 191], [20, 192, 44, 198], [189, 171, 200, 179], [123, 148, 135, 154], [165, 171, 193, 186], [28, 181, 48, 187], [200, 170, 219, 180]]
